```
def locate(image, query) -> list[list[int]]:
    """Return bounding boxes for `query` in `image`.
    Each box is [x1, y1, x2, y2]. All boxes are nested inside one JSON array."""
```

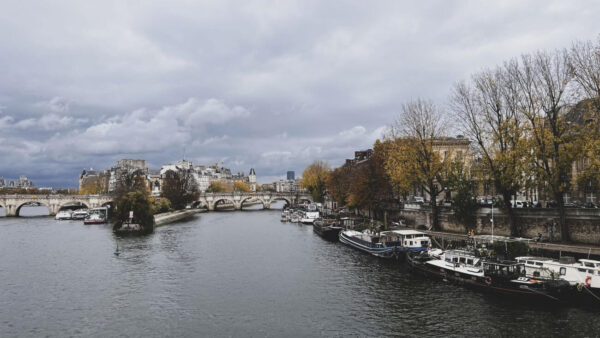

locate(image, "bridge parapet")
[[196, 192, 313, 211], [0, 194, 113, 217]]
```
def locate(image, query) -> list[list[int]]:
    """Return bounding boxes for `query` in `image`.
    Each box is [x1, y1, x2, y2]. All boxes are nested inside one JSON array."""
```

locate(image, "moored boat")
[[515, 256, 600, 304], [407, 249, 572, 302], [313, 218, 342, 241], [55, 210, 73, 220], [300, 211, 319, 224], [338, 229, 401, 258], [71, 209, 89, 220], [84, 207, 108, 224]]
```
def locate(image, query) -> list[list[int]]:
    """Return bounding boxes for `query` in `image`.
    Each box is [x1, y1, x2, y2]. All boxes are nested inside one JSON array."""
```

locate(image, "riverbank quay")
[[422, 230, 600, 258], [154, 209, 203, 227]]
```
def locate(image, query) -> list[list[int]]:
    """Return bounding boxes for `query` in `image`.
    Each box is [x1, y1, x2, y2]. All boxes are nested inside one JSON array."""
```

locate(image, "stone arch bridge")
[[0, 194, 113, 217], [197, 192, 313, 211]]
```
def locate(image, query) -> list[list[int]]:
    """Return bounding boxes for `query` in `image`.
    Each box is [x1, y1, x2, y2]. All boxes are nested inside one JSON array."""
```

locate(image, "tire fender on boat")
[[586, 276, 592, 287], [485, 276, 492, 285]]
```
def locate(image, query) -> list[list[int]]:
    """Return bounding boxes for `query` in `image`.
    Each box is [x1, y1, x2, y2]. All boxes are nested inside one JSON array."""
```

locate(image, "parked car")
[[511, 200, 524, 208], [583, 202, 598, 208], [413, 196, 425, 204]]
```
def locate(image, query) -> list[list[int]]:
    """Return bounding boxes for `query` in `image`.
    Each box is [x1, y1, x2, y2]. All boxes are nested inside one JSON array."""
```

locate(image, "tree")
[[111, 169, 154, 233], [571, 39, 600, 204], [233, 180, 251, 192], [79, 176, 108, 194], [446, 159, 478, 231], [206, 181, 226, 192], [114, 191, 155, 234], [450, 64, 529, 236], [152, 197, 173, 214], [326, 165, 352, 206], [302, 160, 331, 202], [387, 98, 451, 230], [161, 169, 200, 210], [517, 50, 579, 241], [570, 37, 600, 105]]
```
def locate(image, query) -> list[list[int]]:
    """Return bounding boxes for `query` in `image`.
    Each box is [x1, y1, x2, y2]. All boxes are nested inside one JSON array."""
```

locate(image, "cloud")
[[1, 1, 599, 186]]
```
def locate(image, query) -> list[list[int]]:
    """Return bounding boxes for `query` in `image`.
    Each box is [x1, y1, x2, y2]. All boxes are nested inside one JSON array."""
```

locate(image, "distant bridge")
[[0, 191, 313, 216], [197, 191, 313, 211], [0, 194, 113, 217]]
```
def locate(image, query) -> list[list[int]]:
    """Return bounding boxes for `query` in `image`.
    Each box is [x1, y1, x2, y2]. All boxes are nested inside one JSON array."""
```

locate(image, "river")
[[1, 205, 599, 337]]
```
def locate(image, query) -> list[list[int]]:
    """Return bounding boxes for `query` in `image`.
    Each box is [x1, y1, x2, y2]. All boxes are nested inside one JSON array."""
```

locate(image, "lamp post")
[[491, 197, 495, 243]]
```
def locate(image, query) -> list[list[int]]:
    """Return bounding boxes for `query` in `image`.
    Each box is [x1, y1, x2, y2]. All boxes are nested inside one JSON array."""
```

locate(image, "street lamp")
[[491, 197, 495, 243]]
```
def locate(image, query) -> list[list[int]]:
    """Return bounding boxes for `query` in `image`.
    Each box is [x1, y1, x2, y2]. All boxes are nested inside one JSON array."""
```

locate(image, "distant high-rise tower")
[[287, 171, 295, 180]]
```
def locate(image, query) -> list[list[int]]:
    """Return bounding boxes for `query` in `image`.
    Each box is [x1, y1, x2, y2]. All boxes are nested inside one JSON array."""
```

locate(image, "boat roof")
[[515, 256, 553, 261], [472, 235, 532, 243], [389, 230, 426, 236], [579, 259, 600, 264]]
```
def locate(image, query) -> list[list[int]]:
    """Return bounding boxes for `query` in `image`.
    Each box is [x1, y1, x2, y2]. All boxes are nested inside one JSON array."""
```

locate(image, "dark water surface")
[[1, 207, 599, 337]]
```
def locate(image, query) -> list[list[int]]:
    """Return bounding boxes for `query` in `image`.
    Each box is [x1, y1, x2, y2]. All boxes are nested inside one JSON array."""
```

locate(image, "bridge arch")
[[213, 198, 236, 211], [16, 201, 51, 217], [270, 197, 292, 209], [240, 196, 269, 210], [58, 201, 90, 211]]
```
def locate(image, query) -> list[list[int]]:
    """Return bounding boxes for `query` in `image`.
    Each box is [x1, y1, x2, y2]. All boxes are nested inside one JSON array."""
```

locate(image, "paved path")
[[423, 230, 600, 256]]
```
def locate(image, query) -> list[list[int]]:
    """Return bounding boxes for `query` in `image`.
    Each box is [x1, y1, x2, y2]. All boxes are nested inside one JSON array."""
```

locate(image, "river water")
[[1, 205, 599, 337]]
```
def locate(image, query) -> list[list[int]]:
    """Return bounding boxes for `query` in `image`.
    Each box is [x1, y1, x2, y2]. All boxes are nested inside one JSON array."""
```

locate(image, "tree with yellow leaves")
[[386, 98, 451, 230], [301, 160, 331, 202]]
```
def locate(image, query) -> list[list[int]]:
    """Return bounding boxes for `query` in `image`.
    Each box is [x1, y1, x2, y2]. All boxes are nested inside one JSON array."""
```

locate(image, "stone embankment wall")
[[398, 207, 600, 245], [154, 209, 201, 227]]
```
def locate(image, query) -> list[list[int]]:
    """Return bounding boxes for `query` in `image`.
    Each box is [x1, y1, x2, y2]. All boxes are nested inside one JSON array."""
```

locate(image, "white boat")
[[379, 230, 432, 252], [300, 211, 319, 224], [515, 256, 600, 295], [84, 207, 108, 224], [71, 209, 89, 220], [55, 210, 73, 220]]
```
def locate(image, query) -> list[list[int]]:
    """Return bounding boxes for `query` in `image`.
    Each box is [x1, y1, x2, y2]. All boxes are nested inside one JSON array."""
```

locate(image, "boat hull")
[[339, 231, 399, 258], [313, 225, 342, 241], [406, 252, 572, 302]]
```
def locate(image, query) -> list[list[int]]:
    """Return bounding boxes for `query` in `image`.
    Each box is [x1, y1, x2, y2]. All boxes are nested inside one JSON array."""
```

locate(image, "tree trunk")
[[502, 191, 519, 237], [556, 193, 570, 242]]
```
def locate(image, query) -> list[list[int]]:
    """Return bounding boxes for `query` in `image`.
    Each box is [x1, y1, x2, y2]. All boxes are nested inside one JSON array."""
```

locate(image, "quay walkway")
[[423, 230, 600, 257]]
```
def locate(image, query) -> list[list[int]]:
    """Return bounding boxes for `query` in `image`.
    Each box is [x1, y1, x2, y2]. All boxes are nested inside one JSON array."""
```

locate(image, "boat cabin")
[[483, 261, 525, 280], [380, 230, 431, 250], [443, 250, 481, 269]]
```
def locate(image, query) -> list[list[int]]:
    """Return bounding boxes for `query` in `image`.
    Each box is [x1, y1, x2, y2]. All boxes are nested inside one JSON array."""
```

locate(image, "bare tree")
[[570, 37, 600, 102], [388, 98, 450, 230], [450, 64, 528, 236], [517, 49, 578, 241]]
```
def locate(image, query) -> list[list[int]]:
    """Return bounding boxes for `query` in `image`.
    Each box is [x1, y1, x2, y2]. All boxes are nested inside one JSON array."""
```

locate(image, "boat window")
[[535, 262, 543, 266], [527, 261, 534, 265], [409, 241, 413, 245], [459, 257, 466, 264], [452, 257, 459, 263], [578, 268, 586, 272], [560, 267, 566, 275], [467, 259, 473, 265], [533, 271, 540, 277], [589, 270, 594, 274]]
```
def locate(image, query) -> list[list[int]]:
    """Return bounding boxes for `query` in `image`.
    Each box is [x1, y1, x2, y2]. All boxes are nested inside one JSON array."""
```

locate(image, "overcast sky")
[[0, 1, 599, 187]]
